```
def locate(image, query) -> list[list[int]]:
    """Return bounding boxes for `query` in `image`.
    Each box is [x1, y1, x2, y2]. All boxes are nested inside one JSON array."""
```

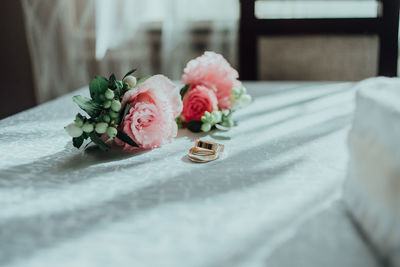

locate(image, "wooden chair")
[[239, 0, 400, 80]]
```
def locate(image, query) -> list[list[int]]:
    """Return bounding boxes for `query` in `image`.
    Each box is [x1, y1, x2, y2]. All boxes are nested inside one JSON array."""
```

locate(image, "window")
[[255, 0, 380, 19]]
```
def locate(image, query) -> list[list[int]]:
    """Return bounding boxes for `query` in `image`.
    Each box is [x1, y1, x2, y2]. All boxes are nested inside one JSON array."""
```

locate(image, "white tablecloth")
[[0, 82, 380, 267]]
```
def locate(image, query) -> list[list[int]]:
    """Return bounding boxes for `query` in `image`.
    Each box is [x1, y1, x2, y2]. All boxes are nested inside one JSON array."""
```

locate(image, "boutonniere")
[[65, 70, 182, 151], [177, 51, 252, 132]]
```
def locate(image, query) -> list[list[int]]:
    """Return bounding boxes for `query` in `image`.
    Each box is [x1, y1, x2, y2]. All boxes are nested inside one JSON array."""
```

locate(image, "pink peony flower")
[[181, 51, 239, 110], [182, 85, 218, 122], [115, 75, 182, 150]]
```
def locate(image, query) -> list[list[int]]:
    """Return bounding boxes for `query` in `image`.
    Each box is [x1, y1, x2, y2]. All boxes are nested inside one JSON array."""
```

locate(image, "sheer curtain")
[[21, 0, 239, 103]]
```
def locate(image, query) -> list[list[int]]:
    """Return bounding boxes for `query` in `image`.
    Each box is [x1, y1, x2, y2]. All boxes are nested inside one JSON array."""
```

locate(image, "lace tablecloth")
[[0, 82, 380, 267]]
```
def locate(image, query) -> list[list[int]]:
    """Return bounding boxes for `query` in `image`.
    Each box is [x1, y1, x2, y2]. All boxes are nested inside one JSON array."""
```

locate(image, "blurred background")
[[0, 0, 398, 119]]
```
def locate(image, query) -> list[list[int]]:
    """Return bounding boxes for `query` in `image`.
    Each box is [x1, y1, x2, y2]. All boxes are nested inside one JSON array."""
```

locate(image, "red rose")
[[182, 85, 218, 122]]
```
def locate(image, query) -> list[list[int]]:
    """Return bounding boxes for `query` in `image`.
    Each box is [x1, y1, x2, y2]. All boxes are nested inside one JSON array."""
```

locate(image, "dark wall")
[[0, 0, 36, 120]]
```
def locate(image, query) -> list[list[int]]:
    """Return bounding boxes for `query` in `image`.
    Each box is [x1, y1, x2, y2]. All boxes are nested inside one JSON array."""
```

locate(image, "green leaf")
[[73, 132, 88, 149], [72, 95, 102, 118], [72, 135, 85, 149], [123, 68, 137, 79], [84, 141, 93, 149], [175, 116, 183, 129], [88, 132, 110, 151], [215, 124, 230, 131], [113, 81, 124, 98], [108, 74, 118, 90], [180, 84, 190, 100], [109, 73, 116, 82], [117, 81, 123, 89], [116, 131, 139, 148], [187, 120, 203, 133], [121, 103, 132, 123], [89, 76, 109, 103], [136, 76, 150, 87]]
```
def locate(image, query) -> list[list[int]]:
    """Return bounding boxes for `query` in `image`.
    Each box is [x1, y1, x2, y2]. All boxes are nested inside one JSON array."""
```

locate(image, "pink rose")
[[182, 85, 218, 122], [115, 75, 182, 151], [181, 51, 239, 110]]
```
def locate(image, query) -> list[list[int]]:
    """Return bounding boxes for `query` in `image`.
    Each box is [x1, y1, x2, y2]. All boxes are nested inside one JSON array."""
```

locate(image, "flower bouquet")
[[65, 52, 251, 152]]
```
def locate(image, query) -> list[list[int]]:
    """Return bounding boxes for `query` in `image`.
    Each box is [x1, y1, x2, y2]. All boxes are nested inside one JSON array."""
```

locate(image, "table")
[[0, 82, 381, 267]]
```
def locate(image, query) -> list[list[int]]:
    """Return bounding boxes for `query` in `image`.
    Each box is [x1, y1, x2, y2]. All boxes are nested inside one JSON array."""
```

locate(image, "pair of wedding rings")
[[187, 140, 224, 163]]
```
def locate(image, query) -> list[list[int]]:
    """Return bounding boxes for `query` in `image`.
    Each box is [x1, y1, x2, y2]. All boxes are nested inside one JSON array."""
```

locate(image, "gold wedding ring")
[[187, 140, 224, 163], [195, 140, 224, 153]]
